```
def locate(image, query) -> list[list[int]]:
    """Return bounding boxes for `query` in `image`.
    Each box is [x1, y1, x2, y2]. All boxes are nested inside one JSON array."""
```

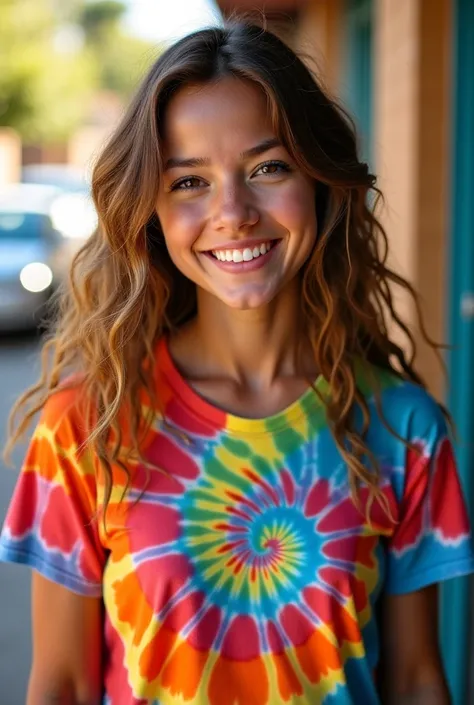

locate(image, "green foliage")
[[0, 0, 159, 142], [0, 0, 95, 141], [78, 1, 159, 98], [88, 33, 158, 97], [79, 0, 126, 39]]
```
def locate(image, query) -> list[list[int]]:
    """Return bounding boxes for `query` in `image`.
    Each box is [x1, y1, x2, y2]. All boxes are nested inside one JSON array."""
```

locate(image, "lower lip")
[[204, 241, 280, 273]]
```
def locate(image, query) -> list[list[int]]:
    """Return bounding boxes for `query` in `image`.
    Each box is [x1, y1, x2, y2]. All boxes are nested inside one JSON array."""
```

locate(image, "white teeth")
[[212, 241, 274, 263]]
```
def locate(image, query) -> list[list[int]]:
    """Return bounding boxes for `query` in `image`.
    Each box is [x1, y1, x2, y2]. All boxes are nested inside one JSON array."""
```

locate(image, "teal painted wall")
[[441, 0, 474, 703], [344, 0, 373, 162]]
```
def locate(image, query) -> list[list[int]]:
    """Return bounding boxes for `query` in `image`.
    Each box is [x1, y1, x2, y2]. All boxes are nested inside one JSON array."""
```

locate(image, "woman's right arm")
[[27, 573, 103, 705]]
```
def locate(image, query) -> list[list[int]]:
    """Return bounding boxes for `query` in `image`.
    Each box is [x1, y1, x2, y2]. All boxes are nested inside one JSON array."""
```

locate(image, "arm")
[[27, 573, 103, 705], [378, 584, 451, 705]]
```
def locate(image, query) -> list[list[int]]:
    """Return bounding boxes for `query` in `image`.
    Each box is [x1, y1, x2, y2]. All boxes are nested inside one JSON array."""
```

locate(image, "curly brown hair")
[[5, 20, 448, 516]]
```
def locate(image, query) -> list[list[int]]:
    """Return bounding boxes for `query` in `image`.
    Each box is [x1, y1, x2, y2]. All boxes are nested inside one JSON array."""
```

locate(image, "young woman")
[[1, 20, 473, 705]]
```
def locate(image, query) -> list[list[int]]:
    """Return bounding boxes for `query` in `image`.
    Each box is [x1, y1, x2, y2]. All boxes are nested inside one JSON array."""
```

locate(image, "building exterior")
[[216, 1, 474, 702]]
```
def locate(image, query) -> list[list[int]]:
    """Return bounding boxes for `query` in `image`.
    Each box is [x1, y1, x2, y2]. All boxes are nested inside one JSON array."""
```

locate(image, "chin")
[[207, 276, 292, 310]]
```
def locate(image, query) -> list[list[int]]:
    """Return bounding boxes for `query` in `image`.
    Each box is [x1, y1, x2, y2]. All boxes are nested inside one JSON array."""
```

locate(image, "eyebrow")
[[163, 137, 282, 171]]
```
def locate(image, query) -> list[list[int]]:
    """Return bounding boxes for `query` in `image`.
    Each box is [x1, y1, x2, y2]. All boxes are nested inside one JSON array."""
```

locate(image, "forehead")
[[161, 78, 277, 155]]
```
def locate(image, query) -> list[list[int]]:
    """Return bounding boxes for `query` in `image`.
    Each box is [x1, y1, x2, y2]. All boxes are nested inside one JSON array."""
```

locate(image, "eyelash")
[[169, 160, 292, 192]]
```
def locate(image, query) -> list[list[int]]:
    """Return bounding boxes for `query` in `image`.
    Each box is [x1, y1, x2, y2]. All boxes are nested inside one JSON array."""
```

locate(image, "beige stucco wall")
[[294, 0, 452, 399], [373, 0, 451, 398], [295, 0, 344, 93]]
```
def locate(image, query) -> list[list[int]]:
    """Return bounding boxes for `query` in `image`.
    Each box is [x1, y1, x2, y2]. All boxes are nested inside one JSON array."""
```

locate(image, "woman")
[[1, 20, 473, 705]]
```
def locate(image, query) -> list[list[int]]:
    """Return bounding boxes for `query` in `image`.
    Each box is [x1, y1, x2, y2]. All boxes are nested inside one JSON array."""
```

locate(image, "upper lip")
[[201, 237, 279, 252]]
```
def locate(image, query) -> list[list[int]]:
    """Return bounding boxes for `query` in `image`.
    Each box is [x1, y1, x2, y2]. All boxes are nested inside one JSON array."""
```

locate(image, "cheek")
[[267, 181, 316, 233], [158, 201, 205, 254]]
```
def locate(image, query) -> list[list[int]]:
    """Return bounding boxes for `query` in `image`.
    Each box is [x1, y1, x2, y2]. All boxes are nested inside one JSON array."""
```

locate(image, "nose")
[[210, 180, 260, 232]]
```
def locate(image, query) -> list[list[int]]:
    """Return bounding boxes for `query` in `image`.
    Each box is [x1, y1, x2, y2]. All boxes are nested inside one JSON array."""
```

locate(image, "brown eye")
[[253, 160, 291, 177], [261, 164, 280, 174], [171, 176, 205, 192]]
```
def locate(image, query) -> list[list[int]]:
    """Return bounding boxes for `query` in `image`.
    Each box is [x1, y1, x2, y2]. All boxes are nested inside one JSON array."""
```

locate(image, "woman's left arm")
[[379, 584, 451, 704]]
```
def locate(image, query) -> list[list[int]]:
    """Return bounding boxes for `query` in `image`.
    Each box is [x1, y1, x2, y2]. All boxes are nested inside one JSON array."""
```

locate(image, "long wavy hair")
[[6, 20, 448, 514]]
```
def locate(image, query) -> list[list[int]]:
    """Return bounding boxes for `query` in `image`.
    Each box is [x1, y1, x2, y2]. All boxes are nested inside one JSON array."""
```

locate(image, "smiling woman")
[[1, 18, 473, 705]]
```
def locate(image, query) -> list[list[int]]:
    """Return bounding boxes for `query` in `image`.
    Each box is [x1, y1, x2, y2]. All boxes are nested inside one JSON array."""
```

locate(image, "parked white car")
[[0, 183, 96, 331]]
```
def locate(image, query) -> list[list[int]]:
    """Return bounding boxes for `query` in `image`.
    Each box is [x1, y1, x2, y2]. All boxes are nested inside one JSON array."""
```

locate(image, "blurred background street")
[[0, 335, 39, 705], [1, 0, 474, 704]]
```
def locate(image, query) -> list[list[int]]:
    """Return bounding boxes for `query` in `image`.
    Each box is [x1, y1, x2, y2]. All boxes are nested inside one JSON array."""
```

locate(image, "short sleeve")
[[0, 389, 105, 596], [385, 404, 474, 595]]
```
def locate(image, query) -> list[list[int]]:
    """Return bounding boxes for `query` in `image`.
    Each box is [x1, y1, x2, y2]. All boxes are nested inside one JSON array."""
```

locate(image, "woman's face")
[[156, 77, 317, 310]]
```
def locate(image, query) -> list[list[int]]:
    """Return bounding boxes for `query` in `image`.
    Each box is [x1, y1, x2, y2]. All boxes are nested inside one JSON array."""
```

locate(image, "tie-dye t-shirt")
[[1, 338, 474, 705]]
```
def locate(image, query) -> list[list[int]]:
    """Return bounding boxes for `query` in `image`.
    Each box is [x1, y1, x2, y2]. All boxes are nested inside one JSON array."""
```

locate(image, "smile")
[[203, 239, 280, 272], [211, 240, 275, 263]]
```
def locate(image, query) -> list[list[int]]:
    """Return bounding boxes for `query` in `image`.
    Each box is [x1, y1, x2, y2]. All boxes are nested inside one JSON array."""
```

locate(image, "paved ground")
[[0, 333, 42, 705]]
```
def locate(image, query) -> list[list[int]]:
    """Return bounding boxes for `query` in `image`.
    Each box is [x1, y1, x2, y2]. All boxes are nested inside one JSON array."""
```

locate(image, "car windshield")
[[0, 212, 47, 240]]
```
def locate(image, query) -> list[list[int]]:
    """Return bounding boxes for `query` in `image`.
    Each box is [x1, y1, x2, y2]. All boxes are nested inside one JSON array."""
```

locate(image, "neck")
[[175, 280, 315, 390]]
